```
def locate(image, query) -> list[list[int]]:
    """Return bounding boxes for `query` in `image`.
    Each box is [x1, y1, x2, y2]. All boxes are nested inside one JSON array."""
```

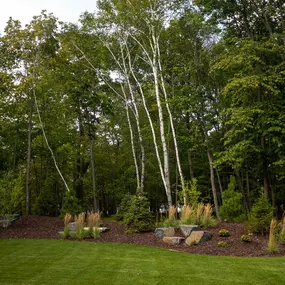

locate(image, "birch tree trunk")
[[207, 150, 221, 221]]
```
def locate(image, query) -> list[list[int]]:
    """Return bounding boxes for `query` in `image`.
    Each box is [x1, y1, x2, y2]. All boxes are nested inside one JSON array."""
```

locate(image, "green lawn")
[[0, 239, 284, 285]]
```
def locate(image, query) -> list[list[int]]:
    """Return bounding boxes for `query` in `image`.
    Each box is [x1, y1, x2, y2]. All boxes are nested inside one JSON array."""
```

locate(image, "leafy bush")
[[241, 235, 251, 242], [247, 193, 273, 234], [60, 192, 82, 218], [219, 229, 230, 237], [122, 194, 154, 232], [116, 193, 132, 221], [219, 176, 246, 222], [182, 179, 200, 207], [218, 241, 228, 247]]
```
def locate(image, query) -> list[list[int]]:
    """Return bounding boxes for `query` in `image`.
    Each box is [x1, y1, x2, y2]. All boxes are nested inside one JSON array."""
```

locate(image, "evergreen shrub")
[[247, 193, 273, 234], [60, 192, 82, 218], [122, 194, 154, 232]]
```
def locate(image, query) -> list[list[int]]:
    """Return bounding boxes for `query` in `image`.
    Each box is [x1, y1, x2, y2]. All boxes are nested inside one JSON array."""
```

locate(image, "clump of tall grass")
[[279, 217, 285, 243], [63, 212, 72, 239], [87, 212, 101, 239], [268, 219, 278, 253], [200, 204, 218, 227], [180, 203, 217, 227], [163, 206, 177, 227], [180, 205, 196, 225], [74, 212, 85, 240]]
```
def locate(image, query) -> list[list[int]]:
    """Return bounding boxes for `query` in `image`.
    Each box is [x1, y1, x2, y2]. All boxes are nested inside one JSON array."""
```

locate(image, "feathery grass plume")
[[87, 212, 101, 239], [63, 212, 72, 239], [163, 206, 177, 227], [169, 206, 176, 218], [64, 212, 72, 226], [180, 205, 195, 225], [268, 219, 278, 253], [196, 203, 204, 224], [279, 216, 285, 243], [75, 212, 85, 240], [87, 212, 101, 228], [201, 204, 218, 227]]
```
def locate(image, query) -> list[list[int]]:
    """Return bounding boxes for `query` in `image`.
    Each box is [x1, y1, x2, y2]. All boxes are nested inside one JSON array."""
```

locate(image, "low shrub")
[[247, 194, 273, 235], [60, 192, 82, 218], [241, 235, 251, 242], [116, 193, 132, 221], [218, 241, 228, 247], [219, 229, 230, 237], [122, 194, 154, 232]]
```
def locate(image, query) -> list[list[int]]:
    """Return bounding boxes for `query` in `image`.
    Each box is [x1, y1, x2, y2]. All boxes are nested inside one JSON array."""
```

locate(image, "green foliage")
[[122, 194, 154, 232], [218, 241, 228, 247], [63, 227, 70, 239], [279, 218, 285, 244], [162, 216, 178, 228], [116, 193, 132, 221], [60, 192, 82, 218], [219, 229, 229, 237], [219, 176, 246, 222], [240, 235, 251, 242], [247, 193, 273, 234], [182, 179, 201, 207], [0, 173, 25, 215]]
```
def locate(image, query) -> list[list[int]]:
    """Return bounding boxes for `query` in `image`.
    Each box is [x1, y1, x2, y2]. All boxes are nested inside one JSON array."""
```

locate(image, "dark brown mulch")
[[0, 216, 284, 257]]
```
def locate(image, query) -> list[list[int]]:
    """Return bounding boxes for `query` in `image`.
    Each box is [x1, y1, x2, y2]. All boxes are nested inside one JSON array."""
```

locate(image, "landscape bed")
[[1, 216, 285, 257]]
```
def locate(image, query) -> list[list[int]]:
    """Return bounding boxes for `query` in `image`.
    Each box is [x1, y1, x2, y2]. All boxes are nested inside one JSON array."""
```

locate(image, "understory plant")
[[122, 194, 154, 232], [268, 219, 278, 253], [241, 235, 251, 242], [63, 212, 72, 239], [74, 213, 85, 240], [247, 193, 273, 234], [180, 203, 217, 227], [163, 206, 177, 227], [219, 176, 246, 222], [219, 229, 230, 237], [87, 212, 101, 239]]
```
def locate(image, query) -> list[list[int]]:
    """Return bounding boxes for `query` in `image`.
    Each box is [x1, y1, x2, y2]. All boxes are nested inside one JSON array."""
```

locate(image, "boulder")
[[163, 236, 185, 245], [185, 231, 212, 245], [155, 227, 175, 238], [180, 225, 200, 237]]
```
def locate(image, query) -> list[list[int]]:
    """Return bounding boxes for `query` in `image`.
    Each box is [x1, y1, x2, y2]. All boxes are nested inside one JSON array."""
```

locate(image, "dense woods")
[[0, 0, 284, 219]]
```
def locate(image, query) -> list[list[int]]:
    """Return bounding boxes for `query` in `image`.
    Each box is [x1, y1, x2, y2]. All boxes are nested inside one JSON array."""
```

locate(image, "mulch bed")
[[1, 215, 284, 257]]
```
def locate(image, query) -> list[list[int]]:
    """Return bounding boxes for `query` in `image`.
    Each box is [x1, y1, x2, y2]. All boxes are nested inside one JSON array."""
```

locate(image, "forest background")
[[0, 0, 284, 220]]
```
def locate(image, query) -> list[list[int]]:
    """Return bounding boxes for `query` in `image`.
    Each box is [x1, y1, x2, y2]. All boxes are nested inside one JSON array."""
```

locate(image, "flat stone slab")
[[83, 227, 109, 233], [163, 236, 185, 245], [155, 227, 175, 238], [185, 231, 212, 245], [67, 222, 78, 231], [180, 225, 200, 237]]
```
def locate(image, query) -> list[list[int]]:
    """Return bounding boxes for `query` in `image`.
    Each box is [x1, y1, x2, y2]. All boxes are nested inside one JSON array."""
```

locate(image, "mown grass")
[[0, 239, 285, 285]]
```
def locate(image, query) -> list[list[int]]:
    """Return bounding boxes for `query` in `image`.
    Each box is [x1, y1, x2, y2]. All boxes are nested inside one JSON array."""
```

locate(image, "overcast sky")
[[0, 0, 97, 34]]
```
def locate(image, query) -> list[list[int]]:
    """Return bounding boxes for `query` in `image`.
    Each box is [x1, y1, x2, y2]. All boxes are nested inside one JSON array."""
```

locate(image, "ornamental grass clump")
[[180, 205, 195, 225], [268, 219, 278, 253], [279, 217, 285, 244], [200, 204, 218, 227], [63, 212, 72, 239], [74, 212, 85, 240], [87, 212, 101, 239], [163, 206, 177, 227], [196, 203, 204, 224]]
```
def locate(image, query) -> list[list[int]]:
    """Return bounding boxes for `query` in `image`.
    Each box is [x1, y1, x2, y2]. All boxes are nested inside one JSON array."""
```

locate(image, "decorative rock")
[[83, 227, 109, 233], [67, 222, 78, 231], [155, 227, 175, 238], [163, 236, 185, 245], [185, 231, 212, 245], [180, 225, 200, 237]]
